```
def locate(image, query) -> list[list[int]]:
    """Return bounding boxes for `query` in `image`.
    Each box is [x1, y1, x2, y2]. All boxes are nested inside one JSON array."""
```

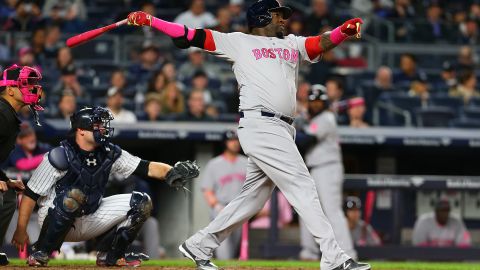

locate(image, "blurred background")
[[1, 0, 480, 262]]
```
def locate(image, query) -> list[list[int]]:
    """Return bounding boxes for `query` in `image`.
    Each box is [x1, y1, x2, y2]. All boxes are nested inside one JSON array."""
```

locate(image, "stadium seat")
[[415, 106, 456, 127], [461, 107, 480, 120], [430, 95, 464, 113], [450, 118, 480, 128]]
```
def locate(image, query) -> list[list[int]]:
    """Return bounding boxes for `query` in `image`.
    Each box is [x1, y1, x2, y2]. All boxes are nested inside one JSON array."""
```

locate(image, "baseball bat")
[[66, 19, 128, 48]]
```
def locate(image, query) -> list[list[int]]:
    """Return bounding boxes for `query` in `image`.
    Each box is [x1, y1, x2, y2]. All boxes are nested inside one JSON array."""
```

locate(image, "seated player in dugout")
[[11, 107, 200, 267]]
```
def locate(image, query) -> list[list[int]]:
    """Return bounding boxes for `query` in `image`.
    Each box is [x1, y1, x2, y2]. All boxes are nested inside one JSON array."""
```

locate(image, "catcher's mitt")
[[165, 160, 200, 189]]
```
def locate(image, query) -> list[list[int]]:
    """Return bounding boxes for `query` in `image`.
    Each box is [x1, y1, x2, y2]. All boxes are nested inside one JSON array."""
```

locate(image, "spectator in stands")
[[147, 70, 169, 95], [7, 122, 50, 172], [214, 6, 233, 33], [250, 191, 293, 229], [178, 47, 220, 81], [53, 64, 84, 98], [449, 69, 480, 104], [337, 44, 368, 68], [374, 66, 394, 92], [344, 196, 381, 246], [412, 199, 471, 247], [394, 53, 425, 85], [160, 82, 184, 115], [0, 0, 17, 18], [128, 44, 162, 83], [408, 73, 430, 105], [388, 0, 416, 42], [438, 61, 457, 91], [305, 0, 336, 35], [142, 93, 163, 121], [228, 0, 247, 33], [133, 2, 157, 42], [53, 90, 77, 120], [457, 19, 479, 45], [17, 47, 40, 71], [3, 0, 45, 31], [177, 88, 213, 121], [201, 130, 247, 259], [161, 62, 179, 85], [190, 70, 215, 105], [56, 47, 74, 71], [326, 78, 345, 112], [347, 97, 369, 128], [414, 3, 449, 42], [31, 27, 47, 65], [288, 13, 305, 36], [174, 0, 217, 29], [44, 24, 62, 58], [456, 46, 476, 71], [110, 69, 129, 94], [42, 0, 87, 33], [106, 87, 137, 123]]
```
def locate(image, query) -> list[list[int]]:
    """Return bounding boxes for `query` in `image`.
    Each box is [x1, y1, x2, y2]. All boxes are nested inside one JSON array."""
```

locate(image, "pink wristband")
[[330, 26, 348, 45], [151, 17, 195, 40]]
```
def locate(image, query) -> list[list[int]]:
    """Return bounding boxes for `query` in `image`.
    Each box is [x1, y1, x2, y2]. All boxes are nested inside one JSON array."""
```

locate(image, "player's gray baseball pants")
[[185, 115, 350, 270], [300, 163, 357, 260]]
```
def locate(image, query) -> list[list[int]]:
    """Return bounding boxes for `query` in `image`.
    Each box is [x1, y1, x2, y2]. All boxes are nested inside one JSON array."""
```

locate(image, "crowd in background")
[[0, 0, 479, 128]]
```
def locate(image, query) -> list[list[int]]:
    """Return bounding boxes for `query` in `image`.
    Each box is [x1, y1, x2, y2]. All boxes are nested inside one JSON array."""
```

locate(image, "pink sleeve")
[[15, 155, 44, 171], [151, 17, 195, 40]]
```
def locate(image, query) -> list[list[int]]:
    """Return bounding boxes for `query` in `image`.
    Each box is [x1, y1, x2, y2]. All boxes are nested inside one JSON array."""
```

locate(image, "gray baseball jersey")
[[27, 150, 141, 241], [210, 31, 319, 117], [300, 110, 356, 260], [185, 30, 350, 270], [304, 111, 342, 167], [412, 212, 471, 247], [201, 154, 247, 206]]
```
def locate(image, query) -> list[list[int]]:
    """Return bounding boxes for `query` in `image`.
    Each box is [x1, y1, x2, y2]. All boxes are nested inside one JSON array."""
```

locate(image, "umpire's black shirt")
[[0, 97, 21, 182]]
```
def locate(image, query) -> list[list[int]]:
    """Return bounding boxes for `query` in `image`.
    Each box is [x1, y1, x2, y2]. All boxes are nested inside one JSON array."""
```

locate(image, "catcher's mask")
[[0, 64, 44, 125], [70, 107, 114, 145]]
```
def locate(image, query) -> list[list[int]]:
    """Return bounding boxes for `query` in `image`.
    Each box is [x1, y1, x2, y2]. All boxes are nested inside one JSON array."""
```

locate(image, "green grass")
[[9, 259, 480, 269]]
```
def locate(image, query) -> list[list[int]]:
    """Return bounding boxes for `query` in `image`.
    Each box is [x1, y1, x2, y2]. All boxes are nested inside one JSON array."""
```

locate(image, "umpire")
[[0, 64, 44, 265]]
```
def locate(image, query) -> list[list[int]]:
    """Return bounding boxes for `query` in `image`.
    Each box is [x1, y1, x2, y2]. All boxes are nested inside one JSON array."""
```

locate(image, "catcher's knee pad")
[[62, 189, 86, 213], [128, 191, 153, 224], [35, 207, 76, 254]]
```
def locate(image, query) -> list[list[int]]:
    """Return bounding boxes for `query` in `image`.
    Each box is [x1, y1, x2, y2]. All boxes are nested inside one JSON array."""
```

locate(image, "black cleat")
[[333, 259, 371, 270], [179, 243, 218, 270], [0, 253, 8, 266]]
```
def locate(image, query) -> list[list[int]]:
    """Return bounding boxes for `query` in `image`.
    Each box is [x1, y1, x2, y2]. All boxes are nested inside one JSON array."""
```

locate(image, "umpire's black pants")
[[0, 189, 16, 244]]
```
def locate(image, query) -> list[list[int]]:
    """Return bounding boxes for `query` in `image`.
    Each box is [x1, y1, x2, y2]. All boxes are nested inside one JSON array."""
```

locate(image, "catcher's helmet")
[[224, 129, 238, 141], [247, 0, 292, 28], [344, 196, 362, 212], [69, 107, 114, 145], [308, 84, 328, 102]]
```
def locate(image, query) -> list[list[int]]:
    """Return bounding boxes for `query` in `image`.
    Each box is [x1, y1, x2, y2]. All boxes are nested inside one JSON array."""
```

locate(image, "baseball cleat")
[[179, 243, 218, 270], [27, 251, 49, 267], [333, 259, 371, 270], [0, 253, 9, 266]]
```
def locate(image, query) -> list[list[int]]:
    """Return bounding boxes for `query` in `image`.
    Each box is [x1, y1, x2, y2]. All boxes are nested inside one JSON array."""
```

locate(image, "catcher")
[[11, 106, 199, 267]]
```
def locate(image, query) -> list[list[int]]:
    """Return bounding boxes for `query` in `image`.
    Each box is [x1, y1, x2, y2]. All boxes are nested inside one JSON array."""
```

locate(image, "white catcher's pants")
[[185, 116, 349, 270], [38, 194, 132, 242]]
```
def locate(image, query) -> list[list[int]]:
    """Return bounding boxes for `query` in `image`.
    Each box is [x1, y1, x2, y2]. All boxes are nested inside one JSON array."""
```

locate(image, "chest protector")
[[53, 140, 121, 216]]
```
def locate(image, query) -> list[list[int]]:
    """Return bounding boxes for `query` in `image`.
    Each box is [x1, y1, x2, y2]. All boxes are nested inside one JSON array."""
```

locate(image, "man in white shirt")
[[174, 0, 217, 29], [106, 87, 137, 124]]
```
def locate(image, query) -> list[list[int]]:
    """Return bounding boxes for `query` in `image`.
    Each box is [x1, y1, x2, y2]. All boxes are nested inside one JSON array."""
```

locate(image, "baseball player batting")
[[127, 0, 368, 269], [300, 85, 356, 260], [11, 107, 199, 267]]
